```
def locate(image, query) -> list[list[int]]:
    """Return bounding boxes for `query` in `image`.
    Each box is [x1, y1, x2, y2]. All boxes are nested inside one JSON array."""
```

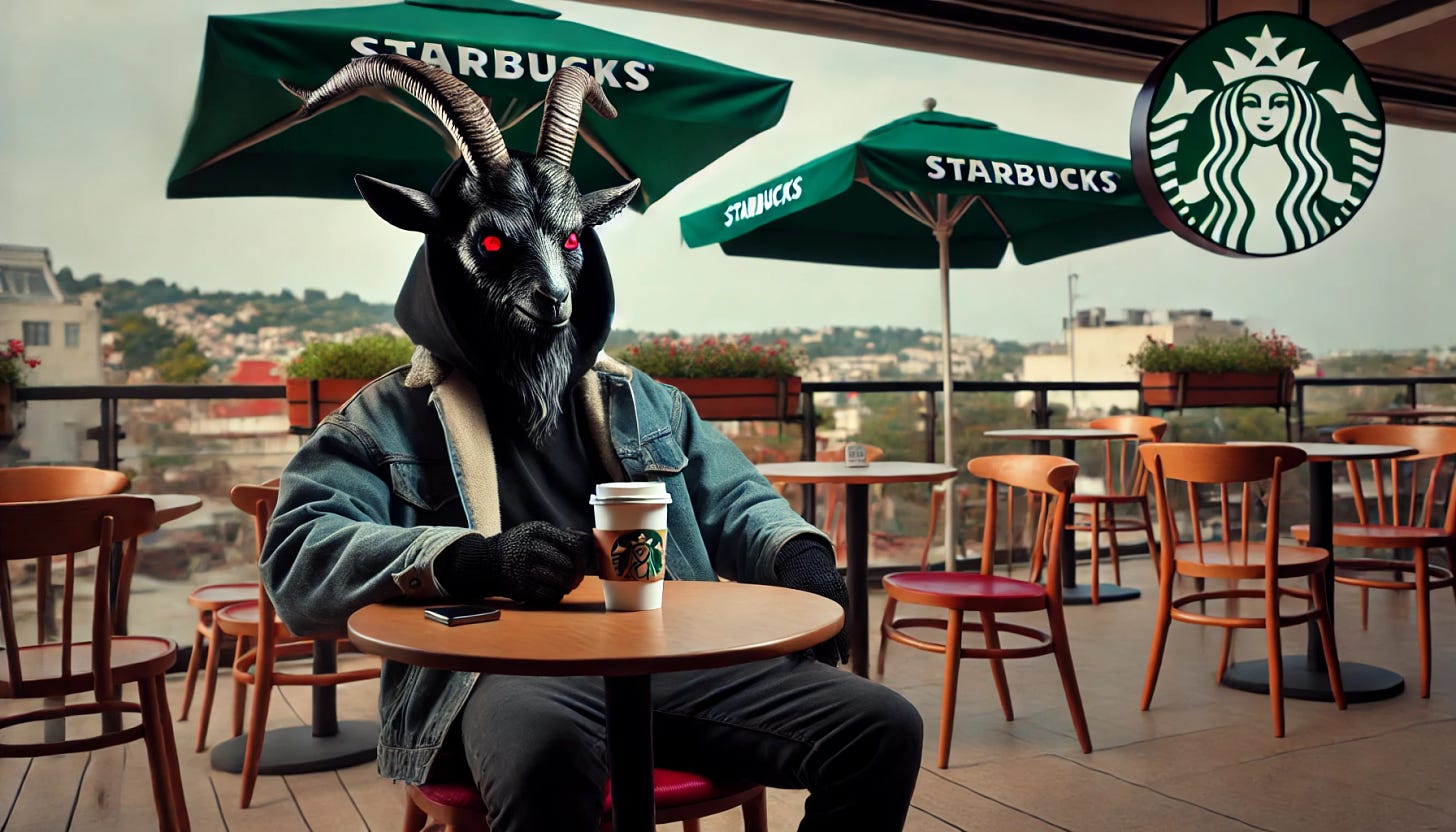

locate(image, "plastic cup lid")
[[590, 481, 672, 506]]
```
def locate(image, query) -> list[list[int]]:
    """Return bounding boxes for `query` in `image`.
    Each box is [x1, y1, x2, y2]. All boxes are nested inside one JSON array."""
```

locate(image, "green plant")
[[287, 333, 415, 379], [0, 339, 40, 386], [1128, 331, 1303, 374], [615, 335, 803, 378]]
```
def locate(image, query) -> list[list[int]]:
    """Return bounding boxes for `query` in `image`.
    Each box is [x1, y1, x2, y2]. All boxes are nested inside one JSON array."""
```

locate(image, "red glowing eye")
[[564, 232, 579, 251], [481, 235, 503, 253]]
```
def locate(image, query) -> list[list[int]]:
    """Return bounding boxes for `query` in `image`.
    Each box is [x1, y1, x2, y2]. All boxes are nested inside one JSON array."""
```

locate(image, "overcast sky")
[[2, 0, 1453, 355]]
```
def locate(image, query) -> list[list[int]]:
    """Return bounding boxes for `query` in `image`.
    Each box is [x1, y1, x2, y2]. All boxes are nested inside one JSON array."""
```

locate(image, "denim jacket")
[[260, 350, 828, 784]]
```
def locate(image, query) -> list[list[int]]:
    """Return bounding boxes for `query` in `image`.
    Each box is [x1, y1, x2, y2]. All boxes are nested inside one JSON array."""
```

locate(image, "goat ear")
[[580, 179, 641, 227], [354, 175, 440, 233]]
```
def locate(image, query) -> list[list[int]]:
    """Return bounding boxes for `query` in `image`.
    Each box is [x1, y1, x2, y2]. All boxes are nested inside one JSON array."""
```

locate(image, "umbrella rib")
[[363, 88, 460, 159], [858, 178, 934, 227], [498, 98, 544, 132], [948, 195, 976, 227], [579, 122, 649, 206], [978, 197, 1014, 240]]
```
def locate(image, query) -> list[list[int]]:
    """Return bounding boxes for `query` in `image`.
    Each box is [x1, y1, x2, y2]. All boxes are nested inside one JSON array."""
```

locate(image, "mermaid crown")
[[1213, 25, 1318, 86]]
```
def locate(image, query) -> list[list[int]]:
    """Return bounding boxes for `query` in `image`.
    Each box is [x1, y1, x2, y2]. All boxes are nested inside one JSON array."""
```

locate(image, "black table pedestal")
[[210, 640, 379, 774], [845, 483, 870, 678], [1041, 438, 1141, 606], [604, 674, 655, 832]]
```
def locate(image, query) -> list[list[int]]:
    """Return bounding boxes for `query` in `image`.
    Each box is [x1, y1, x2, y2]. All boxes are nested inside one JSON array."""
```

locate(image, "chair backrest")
[[1331, 424, 1456, 533], [1138, 443, 1306, 572], [0, 466, 128, 503], [0, 495, 155, 699], [815, 444, 886, 463], [230, 482, 281, 641], [967, 455, 1078, 601], [1087, 416, 1167, 498]]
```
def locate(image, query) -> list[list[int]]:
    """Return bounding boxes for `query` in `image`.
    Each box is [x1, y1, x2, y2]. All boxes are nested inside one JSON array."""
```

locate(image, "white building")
[[1019, 308, 1248, 417], [0, 245, 104, 463]]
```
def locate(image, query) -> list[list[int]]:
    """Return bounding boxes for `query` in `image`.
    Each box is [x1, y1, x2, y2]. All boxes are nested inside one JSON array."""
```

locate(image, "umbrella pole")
[[934, 210, 956, 573]]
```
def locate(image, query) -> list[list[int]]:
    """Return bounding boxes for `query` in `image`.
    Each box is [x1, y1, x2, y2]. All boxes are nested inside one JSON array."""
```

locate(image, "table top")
[[984, 428, 1138, 442], [347, 577, 843, 677], [1346, 408, 1456, 420], [141, 493, 204, 526], [755, 461, 957, 485], [1226, 441, 1418, 462]]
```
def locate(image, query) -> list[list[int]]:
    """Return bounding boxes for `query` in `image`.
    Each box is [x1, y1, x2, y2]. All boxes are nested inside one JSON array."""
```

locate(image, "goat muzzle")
[[517, 289, 573, 329]]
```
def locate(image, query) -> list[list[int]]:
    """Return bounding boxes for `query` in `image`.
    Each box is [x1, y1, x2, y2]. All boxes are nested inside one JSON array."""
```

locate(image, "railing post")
[[97, 396, 120, 470], [800, 390, 817, 525], [1032, 389, 1051, 429], [1407, 380, 1419, 408], [923, 387, 937, 463]]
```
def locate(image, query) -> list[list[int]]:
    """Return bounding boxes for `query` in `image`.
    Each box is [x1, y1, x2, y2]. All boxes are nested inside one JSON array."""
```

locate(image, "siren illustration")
[[1135, 15, 1384, 256]]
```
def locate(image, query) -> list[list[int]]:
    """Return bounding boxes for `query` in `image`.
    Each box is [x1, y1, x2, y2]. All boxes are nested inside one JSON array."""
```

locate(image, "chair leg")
[[1217, 628, 1234, 683], [240, 651, 273, 809], [1046, 604, 1092, 753], [232, 635, 249, 738], [979, 611, 1014, 721], [682, 820, 700, 832], [1139, 500, 1158, 581], [1416, 548, 1432, 698], [741, 788, 769, 832], [1310, 573, 1346, 710], [1265, 589, 1285, 739], [1089, 508, 1101, 605], [1361, 586, 1370, 631], [876, 597, 897, 678], [937, 610, 965, 769], [179, 619, 206, 721], [1105, 503, 1122, 587], [195, 619, 225, 752], [1141, 568, 1174, 711], [141, 674, 191, 831]]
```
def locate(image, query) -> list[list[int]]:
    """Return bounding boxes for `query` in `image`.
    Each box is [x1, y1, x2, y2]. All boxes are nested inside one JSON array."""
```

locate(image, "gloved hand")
[[775, 535, 851, 666], [435, 522, 594, 607]]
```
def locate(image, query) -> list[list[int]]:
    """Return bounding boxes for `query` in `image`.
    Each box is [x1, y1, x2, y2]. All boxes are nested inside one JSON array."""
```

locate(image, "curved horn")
[[191, 55, 508, 177], [536, 66, 618, 169]]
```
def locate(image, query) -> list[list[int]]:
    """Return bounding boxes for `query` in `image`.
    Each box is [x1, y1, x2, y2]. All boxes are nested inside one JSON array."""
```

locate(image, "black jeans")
[[456, 654, 923, 831]]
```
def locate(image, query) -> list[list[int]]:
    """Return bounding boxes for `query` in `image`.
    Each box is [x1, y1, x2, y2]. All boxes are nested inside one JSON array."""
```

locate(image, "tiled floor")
[[3, 556, 1453, 831]]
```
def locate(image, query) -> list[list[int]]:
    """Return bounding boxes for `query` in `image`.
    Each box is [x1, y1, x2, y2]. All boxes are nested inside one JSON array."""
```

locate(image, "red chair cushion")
[[416, 769, 740, 816], [883, 571, 1045, 600]]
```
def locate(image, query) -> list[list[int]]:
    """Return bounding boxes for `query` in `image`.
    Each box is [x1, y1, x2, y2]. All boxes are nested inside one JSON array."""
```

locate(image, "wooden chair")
[[1139, 443, 1346, 737], [879, 455, 1092, 767], [0, 495, 189, 830], [1292, 424, 1456, 697], [402, 769, 768, 831], [221, 482, 381, 808], [178, 477, 279, 752], [1066, 416, 1167, 602], [0, 465, 129, 642]]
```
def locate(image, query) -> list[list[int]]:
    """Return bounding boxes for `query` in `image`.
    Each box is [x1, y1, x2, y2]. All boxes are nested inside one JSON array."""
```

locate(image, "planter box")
[[286, 377, 372, 431], [658, 377, 801, 421], [1140, 371, 1293, 410], [0, 384, 18, 440]]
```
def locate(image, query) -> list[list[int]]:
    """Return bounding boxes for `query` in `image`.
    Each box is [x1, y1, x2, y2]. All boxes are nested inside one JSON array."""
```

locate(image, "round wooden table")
[[1346, 408, 1456, 424], [983, 429, 1141, 604], [348, 577, 842, 832], [755, 461, 957, 677], [1223, 441, 1417, 702]]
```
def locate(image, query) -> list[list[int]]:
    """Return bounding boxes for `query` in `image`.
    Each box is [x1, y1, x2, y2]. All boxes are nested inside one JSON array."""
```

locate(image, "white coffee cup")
[[589, 482, 672, 611]]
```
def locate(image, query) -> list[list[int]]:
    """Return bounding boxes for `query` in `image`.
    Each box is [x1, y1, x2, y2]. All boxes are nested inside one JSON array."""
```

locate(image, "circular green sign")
[[1131, 12, 1384, 257]]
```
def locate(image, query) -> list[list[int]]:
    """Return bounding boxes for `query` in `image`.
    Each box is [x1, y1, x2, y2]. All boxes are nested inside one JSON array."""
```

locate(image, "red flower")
[[24, 359, 39, 368]]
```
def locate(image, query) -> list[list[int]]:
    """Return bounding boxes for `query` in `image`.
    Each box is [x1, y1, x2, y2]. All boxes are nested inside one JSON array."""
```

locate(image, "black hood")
[[392, 158, 616, 389]]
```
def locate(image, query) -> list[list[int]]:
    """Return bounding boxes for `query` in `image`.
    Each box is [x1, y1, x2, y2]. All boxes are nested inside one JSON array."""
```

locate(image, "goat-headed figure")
[[203, 54, 639, 445]]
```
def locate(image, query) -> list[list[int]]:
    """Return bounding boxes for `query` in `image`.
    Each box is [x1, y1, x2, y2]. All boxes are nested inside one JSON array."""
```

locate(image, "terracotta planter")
[[1140, 371, 1294, 410], [286, 377, 372, 430], [658, 377, 802, 421]]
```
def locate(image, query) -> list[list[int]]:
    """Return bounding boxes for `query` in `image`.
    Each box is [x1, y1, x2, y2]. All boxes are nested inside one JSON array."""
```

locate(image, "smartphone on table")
[[424, 604, 502, 626]]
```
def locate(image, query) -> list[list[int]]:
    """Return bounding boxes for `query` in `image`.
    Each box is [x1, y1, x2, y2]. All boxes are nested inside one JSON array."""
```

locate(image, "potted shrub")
[[1129, 331, 1301, 410], [285, 333, 415, 430], [0, 339, 40, 439], [615, 335, 804, 420]]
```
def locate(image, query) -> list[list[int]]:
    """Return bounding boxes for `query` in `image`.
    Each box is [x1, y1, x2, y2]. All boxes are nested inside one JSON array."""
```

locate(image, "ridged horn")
[[190, 55, 509, 177], [535, 66, 618, 169]]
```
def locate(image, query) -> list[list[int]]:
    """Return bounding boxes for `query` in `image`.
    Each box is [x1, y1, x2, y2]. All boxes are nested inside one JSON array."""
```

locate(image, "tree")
[[156, 337, 213, 383], [112, 313, 177, 370]]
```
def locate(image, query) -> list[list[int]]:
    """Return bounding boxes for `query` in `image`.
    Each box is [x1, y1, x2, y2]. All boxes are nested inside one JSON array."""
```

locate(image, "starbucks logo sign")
[[1132, 13, 1384, 256]]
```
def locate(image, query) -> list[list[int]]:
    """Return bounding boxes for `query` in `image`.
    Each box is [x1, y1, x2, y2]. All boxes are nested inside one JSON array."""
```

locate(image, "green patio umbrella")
[[167, 0, 791, 210], [681, 103, 1166, 565]]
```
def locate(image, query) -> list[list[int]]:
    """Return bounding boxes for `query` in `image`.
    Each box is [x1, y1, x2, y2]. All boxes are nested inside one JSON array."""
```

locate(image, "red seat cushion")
[[415, 769, 743, 816], [883, 571, 1045, 600]]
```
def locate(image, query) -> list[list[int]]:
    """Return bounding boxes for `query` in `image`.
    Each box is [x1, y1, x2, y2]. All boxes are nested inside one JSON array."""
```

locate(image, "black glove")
[[435, 522, 594, 607], [775, 535, 851, 666]]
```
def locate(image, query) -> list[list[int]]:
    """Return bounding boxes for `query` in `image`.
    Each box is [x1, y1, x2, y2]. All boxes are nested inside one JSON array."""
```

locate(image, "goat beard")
[[483, 327, 578, 449]]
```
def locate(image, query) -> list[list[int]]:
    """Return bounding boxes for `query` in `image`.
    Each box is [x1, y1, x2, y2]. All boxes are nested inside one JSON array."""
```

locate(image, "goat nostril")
[[534, 287, 567, 308]]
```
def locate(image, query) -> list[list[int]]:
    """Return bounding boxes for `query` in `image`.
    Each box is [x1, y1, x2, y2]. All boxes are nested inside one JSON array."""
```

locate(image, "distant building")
[[1019, 308, 1248, 417], [0, 245, 103, 463]]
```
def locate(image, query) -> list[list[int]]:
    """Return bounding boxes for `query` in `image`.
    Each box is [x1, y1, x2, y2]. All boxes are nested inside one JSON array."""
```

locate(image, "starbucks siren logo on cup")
[[590, 482, 672, 611]]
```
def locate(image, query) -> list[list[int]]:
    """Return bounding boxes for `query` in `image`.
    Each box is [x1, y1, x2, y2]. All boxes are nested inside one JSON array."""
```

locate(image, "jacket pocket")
[[389, 461, 460, 512], [640, 433, 687, 475]]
